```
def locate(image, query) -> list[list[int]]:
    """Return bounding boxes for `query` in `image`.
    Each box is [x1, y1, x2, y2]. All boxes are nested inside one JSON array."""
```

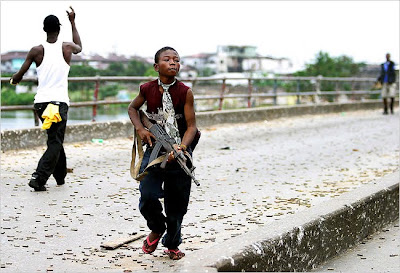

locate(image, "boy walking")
[[128, 47, 197, 260], [11, 7, 82, 191]]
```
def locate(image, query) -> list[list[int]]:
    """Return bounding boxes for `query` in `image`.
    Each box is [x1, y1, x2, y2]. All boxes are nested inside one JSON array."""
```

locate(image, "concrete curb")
[[0, 120, 134, 152], [0, 101, 389, 152], [176, 171, 399, 272]]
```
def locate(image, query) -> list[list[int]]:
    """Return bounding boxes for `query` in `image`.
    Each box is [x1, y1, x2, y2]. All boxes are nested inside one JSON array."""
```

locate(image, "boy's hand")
[[66, 6, 76, 22], [137, 128, 154, 147], [167, 144, 182, 163]]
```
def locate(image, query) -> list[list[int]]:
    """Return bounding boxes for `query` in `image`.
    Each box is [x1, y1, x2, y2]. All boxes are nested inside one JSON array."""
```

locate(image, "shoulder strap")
[[130, 129, 143, 180], [130, 129, 167, 182]]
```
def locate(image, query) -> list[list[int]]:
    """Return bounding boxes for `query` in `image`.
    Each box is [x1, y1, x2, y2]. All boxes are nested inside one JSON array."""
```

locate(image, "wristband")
[[10, 78, 17, 86], [180, 144, 187, 151]]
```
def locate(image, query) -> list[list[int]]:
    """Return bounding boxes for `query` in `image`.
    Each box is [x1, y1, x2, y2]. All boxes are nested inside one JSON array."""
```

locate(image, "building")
[[181, 45, 295, 79], [88, 53, 151, 69], [1, 51, 151, 75], [2, 46, 297, 80], [180, 53, 217, 77], [1, 51, 36, 76], [70, 53, 151, 70]]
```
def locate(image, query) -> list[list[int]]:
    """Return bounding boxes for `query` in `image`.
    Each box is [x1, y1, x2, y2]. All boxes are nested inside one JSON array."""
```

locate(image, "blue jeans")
[[138, 147, 192, 249]]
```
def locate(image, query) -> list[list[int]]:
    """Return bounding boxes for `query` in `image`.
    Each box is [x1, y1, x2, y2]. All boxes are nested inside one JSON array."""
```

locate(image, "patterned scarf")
[[158, 78, 181, 145]]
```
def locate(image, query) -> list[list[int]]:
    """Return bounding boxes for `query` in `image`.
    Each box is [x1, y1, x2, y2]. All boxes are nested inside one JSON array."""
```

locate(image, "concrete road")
[[1, 109, 399, 272]]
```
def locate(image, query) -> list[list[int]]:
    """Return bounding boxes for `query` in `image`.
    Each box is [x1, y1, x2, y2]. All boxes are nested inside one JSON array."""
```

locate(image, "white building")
[[181, 45, 295, 78], [1, 51, 36, 76]]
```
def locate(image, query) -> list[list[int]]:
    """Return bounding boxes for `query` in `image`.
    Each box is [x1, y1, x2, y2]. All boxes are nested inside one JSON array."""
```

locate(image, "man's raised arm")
[[66, 6, 82, 54]]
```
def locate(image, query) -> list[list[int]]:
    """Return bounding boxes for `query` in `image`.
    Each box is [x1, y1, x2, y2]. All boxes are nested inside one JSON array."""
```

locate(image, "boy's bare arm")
[[128, 93, 154, 146], [181, 89, 197, 148]]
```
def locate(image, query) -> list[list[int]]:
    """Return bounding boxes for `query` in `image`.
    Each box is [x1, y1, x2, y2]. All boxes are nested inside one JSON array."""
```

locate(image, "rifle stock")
[[139, 111, 154, 130]]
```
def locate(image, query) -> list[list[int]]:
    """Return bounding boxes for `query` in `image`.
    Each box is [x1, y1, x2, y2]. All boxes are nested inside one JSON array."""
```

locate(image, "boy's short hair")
[[43, 15, 61, 33], [154, 46, 178, 63]]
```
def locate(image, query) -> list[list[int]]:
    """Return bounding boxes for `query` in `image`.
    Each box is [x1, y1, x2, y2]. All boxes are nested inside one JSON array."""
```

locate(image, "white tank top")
[[34, 40, 70, 105]]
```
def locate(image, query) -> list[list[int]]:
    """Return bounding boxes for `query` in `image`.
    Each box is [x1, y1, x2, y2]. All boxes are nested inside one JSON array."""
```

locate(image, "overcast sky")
[[1, 1, 399, 70]]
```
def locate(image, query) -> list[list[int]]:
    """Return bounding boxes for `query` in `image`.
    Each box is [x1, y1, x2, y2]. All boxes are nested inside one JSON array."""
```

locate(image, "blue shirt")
[[383, 62, 390, 83]]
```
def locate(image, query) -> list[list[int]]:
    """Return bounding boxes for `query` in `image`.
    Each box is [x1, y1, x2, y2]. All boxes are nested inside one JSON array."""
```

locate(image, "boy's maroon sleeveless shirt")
[[140, 79, 189, 137]]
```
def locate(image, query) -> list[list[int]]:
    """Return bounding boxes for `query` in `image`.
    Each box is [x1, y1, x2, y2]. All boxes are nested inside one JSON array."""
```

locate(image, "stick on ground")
[[100, 232, 146, 250]]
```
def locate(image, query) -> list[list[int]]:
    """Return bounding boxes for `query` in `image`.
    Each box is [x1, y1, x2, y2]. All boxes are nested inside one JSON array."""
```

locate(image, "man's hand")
[[10, 74, 22, 85], [66, 6, 76, 22]]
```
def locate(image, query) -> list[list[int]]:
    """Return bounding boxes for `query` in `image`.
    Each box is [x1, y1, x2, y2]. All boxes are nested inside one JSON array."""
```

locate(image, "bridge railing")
[[1, 75, 394, 126]]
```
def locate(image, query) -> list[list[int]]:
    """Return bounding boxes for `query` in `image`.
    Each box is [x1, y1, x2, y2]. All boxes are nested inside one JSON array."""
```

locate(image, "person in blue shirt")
[[377, 53, 396, 115]]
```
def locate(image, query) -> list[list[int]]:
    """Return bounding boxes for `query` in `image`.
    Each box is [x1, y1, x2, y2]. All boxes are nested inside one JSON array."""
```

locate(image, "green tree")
[[69, 65, 98, 91], [1, 87, 35, 105], [298, 51, 365, 77], [126, 59, 151, 76], [144, 66, 158, 77], [285, 51, 366, 94], [100, 62, 125, 76], [98, 84, 120, 100]]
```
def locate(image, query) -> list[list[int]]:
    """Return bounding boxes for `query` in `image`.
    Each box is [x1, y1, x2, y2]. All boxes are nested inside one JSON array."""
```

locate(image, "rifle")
[[139, 110, 200, 186]]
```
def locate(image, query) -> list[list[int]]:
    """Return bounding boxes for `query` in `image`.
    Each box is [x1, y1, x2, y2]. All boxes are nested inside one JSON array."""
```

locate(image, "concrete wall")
[[0, 101, 389, 152], [195, 101, 387, 127]]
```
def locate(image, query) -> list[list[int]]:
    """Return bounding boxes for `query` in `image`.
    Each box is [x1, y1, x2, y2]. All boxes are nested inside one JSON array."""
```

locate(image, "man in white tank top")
[[11, 7, 82, 191]]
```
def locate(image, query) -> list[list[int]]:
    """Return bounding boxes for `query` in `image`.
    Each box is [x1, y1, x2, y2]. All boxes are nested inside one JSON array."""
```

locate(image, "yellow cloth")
[[41, 103, 62, 129]]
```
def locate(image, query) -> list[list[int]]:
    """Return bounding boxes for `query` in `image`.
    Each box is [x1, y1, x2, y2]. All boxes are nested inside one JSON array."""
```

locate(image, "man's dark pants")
[[138, 147, 192, 249], [33, 102, 69, 186]]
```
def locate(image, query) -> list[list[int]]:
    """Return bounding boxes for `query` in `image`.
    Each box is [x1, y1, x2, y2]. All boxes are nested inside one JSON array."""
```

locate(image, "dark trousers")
[[33, 102, 69, 186], [383, 98, 395, 114], [138, 147, 192, 249]]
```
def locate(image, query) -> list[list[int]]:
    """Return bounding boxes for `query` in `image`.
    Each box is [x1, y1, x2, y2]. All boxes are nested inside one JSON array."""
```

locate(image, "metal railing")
[[1, 75, 394, 126]]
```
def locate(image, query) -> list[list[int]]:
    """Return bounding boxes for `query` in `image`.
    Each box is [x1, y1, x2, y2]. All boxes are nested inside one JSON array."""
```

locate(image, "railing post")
[[335, 81, 340, 102], [273, 79, 278, 105], [33, 109, 39, 126], [192, 78, 197, 111], [247, 78, 253, 108], [218, 78, 226, 110], [315, 75, 322, 104], [296, 80, 301, 104], [191, 78, 197, 89], [92, 76, 100, 122]]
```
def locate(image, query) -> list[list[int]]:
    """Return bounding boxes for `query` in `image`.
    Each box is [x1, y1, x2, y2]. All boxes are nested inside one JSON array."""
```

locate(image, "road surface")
[[1, 109, 398, 272]]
